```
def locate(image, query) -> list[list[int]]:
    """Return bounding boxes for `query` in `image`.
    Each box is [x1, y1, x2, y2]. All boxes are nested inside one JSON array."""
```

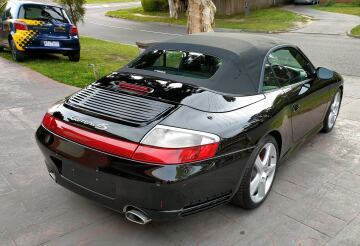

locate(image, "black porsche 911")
[[36, 33, 343, 225]]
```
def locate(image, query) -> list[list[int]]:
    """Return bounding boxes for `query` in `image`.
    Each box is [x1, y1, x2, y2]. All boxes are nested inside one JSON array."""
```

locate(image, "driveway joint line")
[[284, 214, 332, 238], [37, 213, 114, 246]]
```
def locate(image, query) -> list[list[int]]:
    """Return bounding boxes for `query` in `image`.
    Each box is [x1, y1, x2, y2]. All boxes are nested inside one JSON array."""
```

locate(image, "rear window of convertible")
[[128, 50, 223, 79]]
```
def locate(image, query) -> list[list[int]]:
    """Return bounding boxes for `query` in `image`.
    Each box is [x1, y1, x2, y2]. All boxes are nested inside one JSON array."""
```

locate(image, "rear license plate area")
[[62, 163, 116, 198], [43, 41, 60, 47]]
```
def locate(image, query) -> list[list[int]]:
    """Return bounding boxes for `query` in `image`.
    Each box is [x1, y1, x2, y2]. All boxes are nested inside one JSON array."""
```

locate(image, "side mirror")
[[317, 67, 334, 80]]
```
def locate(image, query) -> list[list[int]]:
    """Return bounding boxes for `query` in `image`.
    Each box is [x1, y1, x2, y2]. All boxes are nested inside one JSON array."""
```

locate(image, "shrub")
[[324, 0, 335, 6], [141, 0, 168, 12], [352, 0, 360, 6]]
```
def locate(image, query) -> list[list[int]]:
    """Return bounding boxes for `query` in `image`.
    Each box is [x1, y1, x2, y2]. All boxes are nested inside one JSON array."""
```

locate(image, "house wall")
[[212, 0, 291, 15]]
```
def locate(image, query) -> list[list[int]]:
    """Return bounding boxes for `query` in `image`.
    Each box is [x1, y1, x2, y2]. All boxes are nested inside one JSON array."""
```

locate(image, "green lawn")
[[313, 3, 360, 16], [351, 25, 360, 36], [106, 7, 308, 32], [86, 0, 138, 5], [0, 37, 138, 88]]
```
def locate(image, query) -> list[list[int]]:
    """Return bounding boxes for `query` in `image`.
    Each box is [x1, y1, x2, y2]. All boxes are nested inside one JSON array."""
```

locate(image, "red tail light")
[[41, 113, 137, 158], [69, 26, 78, 36], [41, 114, 219, 165], [118, 82, 152, 95], [132, 143, 219, 164], [133, 125, 219, 164], [14, 21, 28, 31]]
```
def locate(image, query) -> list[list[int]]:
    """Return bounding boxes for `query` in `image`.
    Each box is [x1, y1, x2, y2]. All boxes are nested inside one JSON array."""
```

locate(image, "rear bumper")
[[36, 126, 252, 221], [24, 37, 80, 54], [25, 46, 79, 53]]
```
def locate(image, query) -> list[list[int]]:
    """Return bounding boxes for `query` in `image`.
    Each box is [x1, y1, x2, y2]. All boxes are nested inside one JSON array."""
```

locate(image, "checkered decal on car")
[[11, 19, 45, 51], [12, 30, 39, 51]]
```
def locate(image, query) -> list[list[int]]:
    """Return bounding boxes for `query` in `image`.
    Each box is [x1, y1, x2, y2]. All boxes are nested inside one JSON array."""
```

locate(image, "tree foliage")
[[141, 0, 168, 11], [57, 0, 86, 25], [353, 0, 360, 6]]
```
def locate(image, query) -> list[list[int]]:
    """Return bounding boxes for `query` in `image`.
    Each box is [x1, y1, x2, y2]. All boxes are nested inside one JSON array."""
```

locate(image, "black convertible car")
[[36, 33, 343, 224]]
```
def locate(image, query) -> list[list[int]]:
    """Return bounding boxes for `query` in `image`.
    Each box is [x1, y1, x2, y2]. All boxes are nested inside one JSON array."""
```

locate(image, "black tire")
[[68, 52, 80, 62], [10, 39, 25, 62], [321, 89, 342, 133], [231, 135, 279, 209]]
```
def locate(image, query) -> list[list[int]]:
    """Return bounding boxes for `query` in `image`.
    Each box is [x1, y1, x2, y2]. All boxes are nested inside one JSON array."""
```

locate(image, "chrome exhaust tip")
[[49, 171, 56, 181], [125, 209, 152, 225]]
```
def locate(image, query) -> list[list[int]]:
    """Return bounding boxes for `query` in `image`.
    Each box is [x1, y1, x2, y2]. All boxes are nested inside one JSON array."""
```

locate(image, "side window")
[[130, 50, 223, 79], [268, 48, 313, 87], [262, 62, 280, 92]]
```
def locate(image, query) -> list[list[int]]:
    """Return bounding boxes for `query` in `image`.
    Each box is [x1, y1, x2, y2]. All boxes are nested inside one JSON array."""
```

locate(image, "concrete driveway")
[[284, 5, 360, 35], [1, 54, 360, 245]]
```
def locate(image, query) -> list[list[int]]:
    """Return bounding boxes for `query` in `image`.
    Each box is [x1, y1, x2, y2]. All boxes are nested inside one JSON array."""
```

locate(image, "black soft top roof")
[[122, 32, 289, 95], [166, 32, 286, 57]]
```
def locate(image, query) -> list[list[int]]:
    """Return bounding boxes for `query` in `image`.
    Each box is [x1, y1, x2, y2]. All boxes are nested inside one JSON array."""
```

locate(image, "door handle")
[[292, 104, 300, 112]]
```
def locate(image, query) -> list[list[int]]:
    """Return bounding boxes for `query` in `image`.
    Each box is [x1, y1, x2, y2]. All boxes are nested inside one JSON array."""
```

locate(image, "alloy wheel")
[[250, 143, 277, 203], [328, 92, 341, 129]]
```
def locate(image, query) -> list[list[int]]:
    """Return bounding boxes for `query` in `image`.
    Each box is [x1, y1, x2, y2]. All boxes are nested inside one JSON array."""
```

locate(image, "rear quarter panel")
[[9, 19, 45, 51], [160, 89, 293, 159]]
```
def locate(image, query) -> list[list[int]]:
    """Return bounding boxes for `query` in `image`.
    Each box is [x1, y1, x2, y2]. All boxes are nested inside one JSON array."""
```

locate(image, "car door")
[[268, 47, 329, 143]]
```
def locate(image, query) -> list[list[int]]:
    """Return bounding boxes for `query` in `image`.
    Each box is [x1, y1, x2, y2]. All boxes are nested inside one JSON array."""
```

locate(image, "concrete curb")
[[105, 14, 313, 35], [347, 30, 360, 39]]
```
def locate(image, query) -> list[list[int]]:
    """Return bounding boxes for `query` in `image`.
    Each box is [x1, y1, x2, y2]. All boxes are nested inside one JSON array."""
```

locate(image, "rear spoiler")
[[136, 41, 158, 53]]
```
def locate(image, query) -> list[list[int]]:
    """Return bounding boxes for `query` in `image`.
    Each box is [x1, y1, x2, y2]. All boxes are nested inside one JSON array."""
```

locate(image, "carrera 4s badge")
[[70, 116, 109, 130]]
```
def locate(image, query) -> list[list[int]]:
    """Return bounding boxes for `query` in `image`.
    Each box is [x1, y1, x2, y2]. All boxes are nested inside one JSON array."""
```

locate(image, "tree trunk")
[[187, 0, 216, 34], [168, 0, 176, 18], [168, 0, 181, 19]]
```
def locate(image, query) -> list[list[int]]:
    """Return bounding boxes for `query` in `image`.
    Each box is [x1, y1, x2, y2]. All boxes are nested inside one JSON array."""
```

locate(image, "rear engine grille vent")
[[66, 86, 175, 125], [180, 191, 232, 217]]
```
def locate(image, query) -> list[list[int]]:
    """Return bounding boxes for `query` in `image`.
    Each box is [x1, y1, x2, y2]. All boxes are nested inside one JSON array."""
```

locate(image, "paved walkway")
[[0, 56, 360, 245], [84, 1, 141, 9], [284, 5, 360, 35]]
